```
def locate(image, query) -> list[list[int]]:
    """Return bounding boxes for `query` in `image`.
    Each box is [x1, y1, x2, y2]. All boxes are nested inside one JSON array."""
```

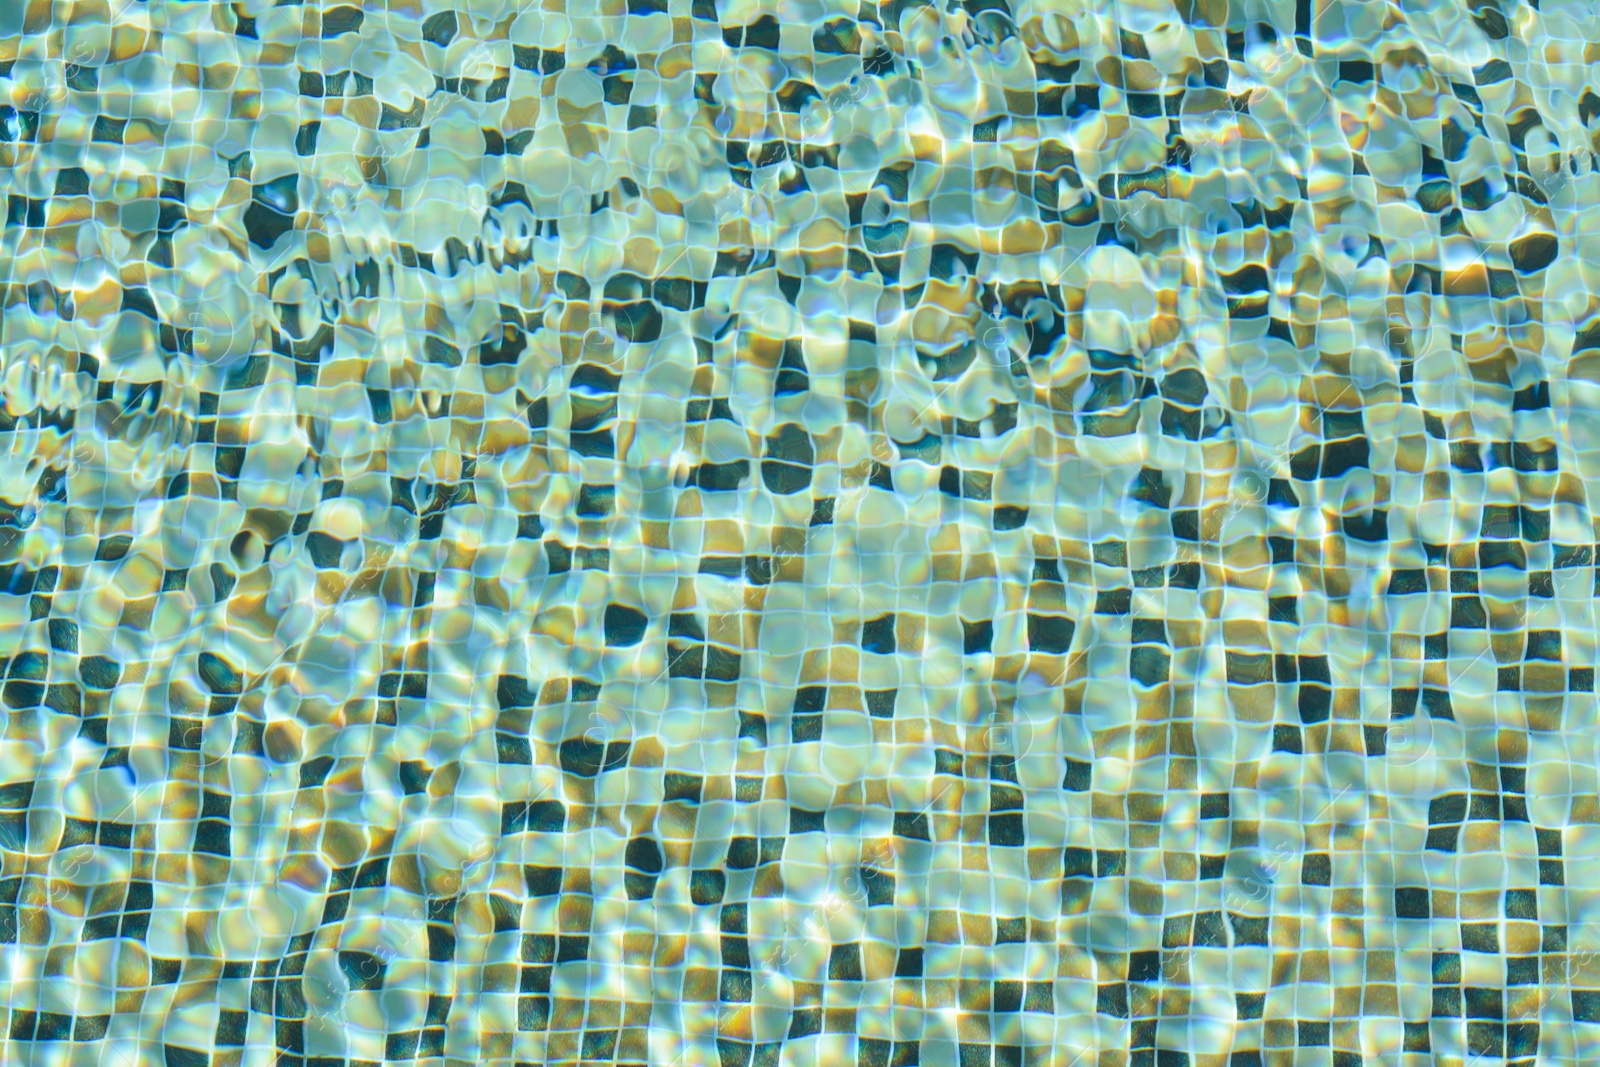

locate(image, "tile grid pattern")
[[0, 1, 1597, 1067]]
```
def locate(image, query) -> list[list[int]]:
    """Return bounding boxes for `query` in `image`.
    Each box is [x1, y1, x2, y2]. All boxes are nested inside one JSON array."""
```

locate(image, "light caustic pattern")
[[2, 0, 1600, 1065]]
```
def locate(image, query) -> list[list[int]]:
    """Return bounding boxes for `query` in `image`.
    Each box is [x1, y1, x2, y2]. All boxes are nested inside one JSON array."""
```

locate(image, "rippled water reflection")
[[1, 1, 1598, 1065]]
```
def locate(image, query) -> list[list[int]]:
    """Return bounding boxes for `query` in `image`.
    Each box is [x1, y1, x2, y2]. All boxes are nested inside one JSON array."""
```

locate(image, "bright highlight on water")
[[0, 1, 1595, 1065]]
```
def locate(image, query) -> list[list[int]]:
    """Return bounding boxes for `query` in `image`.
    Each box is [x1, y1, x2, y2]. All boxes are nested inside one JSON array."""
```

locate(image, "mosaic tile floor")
[[3, 0, 1600, 1065]]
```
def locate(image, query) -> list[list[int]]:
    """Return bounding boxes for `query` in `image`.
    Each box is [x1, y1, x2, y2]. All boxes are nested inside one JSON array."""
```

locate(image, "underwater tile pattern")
[[3, 0, 1600, 1065]]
